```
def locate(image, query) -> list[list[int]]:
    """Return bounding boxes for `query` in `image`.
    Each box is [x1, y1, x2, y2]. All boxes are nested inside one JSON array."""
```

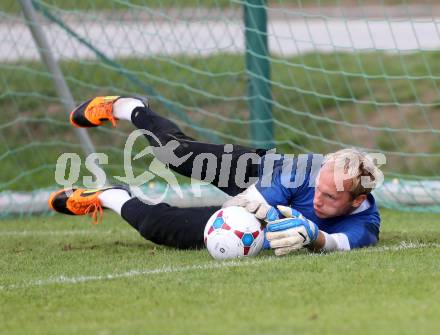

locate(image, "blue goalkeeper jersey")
[[255, 153, 380, 249]]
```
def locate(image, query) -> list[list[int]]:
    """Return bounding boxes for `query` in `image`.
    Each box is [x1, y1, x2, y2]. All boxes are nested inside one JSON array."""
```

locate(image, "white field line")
[[0, 229, 133, 237], [0, 257, 279, 291], [364, 241, 440, 252], [1, 241, 439, 291]]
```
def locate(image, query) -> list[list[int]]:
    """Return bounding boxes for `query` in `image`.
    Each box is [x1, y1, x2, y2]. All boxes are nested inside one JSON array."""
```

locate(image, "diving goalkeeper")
[[48, 96, 382, 255]]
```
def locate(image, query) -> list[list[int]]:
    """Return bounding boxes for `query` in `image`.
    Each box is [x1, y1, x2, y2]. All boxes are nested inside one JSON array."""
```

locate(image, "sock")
[[113, 98, 145, 121], [98, 188, 132, 216]]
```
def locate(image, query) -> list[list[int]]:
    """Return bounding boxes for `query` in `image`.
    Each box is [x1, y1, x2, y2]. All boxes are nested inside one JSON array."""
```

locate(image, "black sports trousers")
[[120, 106, 267, 249]]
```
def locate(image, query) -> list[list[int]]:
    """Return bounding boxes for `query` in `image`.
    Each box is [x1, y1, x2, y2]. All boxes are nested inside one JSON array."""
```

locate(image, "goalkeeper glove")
[[265, 205, 319, 256]]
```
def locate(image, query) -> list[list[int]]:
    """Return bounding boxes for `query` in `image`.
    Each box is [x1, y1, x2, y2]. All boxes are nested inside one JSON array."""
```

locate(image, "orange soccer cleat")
[[48, 188, 108, 224], [70, 96, 148, 128], [69, 96, 120, 128], [70, 95, 148, 128]]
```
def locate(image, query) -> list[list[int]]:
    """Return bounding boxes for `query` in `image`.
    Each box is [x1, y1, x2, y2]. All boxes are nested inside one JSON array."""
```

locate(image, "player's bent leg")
[[121, 197, 219, 249], [69, 95, 267, 196], [48, 186, 215, 249]]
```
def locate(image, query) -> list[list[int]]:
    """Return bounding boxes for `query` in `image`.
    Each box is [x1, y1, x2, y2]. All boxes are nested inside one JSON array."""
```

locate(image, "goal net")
[[1, 0, 440, 216]]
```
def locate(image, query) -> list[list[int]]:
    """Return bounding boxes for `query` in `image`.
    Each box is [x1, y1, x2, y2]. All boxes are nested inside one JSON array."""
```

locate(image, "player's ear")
[[351, 194, 367, 208]]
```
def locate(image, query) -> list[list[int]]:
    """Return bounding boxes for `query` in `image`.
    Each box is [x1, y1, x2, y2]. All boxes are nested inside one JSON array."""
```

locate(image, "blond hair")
[[323, 148, 383, 198]]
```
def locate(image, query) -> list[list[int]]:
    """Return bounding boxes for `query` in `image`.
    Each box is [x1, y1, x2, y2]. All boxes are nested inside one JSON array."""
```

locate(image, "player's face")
[[312, 164, 355, 219]]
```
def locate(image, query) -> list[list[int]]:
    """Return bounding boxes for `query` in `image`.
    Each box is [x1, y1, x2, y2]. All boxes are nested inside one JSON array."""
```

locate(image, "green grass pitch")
[[1, 208, 440, 334]]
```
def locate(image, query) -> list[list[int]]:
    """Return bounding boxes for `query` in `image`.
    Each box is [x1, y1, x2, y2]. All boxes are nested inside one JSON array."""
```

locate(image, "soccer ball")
[[204, 206, 265, 260]]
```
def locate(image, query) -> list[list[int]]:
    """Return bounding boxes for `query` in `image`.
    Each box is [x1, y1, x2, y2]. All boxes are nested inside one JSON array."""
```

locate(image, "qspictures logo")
[[54, 130, 386, 204]]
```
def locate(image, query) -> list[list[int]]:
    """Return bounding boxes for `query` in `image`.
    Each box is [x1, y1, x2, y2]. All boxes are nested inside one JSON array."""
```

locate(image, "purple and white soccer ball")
[[204, 206, 265, 260]]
